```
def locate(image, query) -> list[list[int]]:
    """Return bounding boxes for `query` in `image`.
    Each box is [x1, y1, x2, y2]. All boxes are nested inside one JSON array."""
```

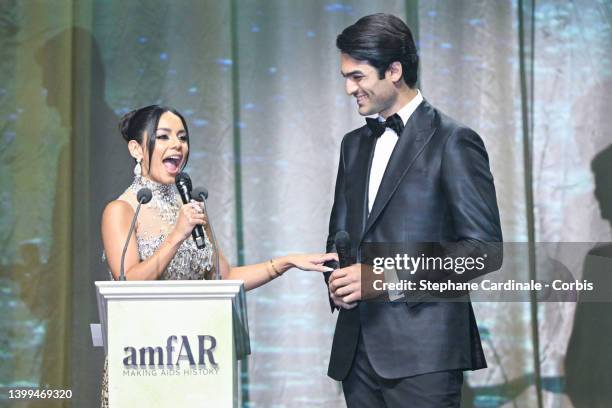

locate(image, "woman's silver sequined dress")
[[101, 175, 214, 407]]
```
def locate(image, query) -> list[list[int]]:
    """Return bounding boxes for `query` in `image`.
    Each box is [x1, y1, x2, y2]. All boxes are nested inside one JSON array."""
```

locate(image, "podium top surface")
[[95, 280, 246, 299]]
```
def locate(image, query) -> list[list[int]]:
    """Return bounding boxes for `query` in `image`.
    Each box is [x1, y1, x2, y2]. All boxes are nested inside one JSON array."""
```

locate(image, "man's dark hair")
[[336, 13, 419, 88]]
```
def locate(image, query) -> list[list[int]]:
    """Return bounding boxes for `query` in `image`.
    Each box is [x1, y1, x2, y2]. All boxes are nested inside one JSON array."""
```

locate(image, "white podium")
[[95, 280, 250, 407]]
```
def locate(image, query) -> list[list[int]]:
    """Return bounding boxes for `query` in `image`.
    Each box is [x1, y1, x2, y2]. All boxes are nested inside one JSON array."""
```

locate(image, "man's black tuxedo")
[[325, 99, 502, 381]]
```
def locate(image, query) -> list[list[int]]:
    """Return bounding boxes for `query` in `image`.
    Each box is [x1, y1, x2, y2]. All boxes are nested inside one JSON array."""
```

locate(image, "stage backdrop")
[[0, 1, 611, 407]]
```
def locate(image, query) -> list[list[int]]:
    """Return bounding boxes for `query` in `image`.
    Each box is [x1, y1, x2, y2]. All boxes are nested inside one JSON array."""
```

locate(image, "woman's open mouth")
[[162, 155, 183, 174]]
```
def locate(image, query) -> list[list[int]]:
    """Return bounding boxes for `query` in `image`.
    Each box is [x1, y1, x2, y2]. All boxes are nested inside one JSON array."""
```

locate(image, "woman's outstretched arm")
[[218, 252, 338, 291]]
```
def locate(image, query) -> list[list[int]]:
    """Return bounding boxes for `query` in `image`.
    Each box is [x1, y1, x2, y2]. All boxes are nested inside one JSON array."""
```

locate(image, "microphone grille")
[[175, 172, 192, 190], [191, 187, 209, 201], [334, 230, 350, 250], [137, 188, 153, 204]]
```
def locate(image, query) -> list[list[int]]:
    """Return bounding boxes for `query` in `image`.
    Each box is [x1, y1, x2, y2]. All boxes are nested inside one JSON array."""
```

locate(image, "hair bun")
[[118, 109, 138, 142]]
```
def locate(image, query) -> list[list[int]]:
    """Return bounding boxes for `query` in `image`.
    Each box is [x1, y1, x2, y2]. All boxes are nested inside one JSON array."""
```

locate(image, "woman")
[[99, 105, 336, 406], [101, 105, 336, 284]]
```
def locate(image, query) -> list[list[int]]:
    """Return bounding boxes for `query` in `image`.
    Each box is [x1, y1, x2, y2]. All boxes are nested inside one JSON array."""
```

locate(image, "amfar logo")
[[123, 335, 218, 369]]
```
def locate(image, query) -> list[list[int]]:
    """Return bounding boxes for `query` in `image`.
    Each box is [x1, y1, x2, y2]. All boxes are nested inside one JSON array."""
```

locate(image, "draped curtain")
[[1, 1, 610, 407]]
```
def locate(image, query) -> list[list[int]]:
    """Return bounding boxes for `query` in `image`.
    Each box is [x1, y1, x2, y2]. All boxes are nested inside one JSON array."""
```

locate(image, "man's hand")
[[329, 284, 358, 309], [329, 264, 362, 304]]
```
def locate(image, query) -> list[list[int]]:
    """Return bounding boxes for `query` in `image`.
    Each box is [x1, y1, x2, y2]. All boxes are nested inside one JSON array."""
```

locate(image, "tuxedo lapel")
[[362, 101, 438, 240], [349, 127, 377, 238]]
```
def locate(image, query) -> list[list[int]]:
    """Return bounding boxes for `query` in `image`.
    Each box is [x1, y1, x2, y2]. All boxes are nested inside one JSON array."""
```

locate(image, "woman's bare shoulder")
[[102, 199, 134, 222]]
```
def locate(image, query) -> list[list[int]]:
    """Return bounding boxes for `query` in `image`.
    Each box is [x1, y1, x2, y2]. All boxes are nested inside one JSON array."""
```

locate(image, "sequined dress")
[[100, 175, 214, 407]]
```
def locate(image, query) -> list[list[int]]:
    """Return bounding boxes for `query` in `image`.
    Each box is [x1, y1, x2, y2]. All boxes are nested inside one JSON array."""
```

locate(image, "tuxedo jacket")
[[325, 99, 503, 381]]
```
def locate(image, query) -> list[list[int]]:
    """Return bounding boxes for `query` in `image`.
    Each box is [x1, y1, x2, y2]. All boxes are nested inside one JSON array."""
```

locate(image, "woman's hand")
[[170, 200, 207, 242], [279, 253, 338, 273]]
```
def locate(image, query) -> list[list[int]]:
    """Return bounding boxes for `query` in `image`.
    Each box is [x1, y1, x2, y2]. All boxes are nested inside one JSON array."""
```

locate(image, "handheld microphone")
[[175, 172, 206, 249], [119, 188, 152, 281], [193, 187, 220, 280], [334, 231, 351, 268]]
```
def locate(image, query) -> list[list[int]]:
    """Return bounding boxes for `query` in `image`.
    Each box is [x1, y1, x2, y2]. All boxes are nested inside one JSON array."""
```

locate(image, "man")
[[325, 13, 503, 407]]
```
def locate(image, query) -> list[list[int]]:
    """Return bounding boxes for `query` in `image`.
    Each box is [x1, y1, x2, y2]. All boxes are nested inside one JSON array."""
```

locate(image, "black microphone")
[[175, 172, 206, 249], [192, 187, 208, 201], [137, 188, 153, 204], [193, 187, 220, 280], [119, 188, 152, 281], [334, 230, 351, 268]]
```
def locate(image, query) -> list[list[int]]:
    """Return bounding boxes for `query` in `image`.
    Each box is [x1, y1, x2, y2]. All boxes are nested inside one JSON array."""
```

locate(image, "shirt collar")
[[377, 89, 423, 125]]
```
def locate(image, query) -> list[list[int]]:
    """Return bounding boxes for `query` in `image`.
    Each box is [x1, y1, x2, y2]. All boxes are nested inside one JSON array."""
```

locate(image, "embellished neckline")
[[131, 175, 176, 200], [130, 175, 180, 223]]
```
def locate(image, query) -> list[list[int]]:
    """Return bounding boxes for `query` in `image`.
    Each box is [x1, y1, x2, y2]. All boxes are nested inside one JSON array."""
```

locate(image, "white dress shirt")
[[368, 90, 423, 213]]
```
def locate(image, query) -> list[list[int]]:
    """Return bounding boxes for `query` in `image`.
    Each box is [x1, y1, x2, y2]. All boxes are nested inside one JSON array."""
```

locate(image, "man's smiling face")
[[340, 53, 398, 117]]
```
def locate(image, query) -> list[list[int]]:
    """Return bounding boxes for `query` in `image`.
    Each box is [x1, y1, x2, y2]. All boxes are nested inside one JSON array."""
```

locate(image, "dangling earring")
[[133, 158, 142, 176]]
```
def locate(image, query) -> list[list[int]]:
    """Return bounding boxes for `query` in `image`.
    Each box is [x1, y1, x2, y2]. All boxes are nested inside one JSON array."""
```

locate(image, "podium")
[[95, 280, 250, 407]]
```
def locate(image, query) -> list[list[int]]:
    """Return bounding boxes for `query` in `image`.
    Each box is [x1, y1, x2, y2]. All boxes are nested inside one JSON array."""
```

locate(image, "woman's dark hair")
[[336, 13, 419, 88], [118, 105, 190, 168]]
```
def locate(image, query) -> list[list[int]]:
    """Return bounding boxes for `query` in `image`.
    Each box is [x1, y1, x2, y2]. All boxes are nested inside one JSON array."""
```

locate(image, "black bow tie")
[[366, 113, 405, 138]]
